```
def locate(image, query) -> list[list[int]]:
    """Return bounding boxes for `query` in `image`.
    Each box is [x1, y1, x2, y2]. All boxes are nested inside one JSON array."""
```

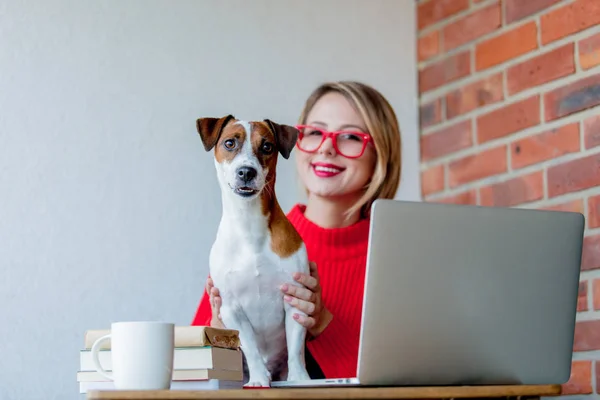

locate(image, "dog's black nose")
[[237, 166, 257, 183]]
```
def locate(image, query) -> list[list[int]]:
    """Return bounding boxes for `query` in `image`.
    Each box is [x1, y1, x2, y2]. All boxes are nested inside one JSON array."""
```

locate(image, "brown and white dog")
[[196, 115, 311, 387]]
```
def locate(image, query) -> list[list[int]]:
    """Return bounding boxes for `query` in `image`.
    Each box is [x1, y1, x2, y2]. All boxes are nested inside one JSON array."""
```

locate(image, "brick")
[[541, 0, 600, 45], [505, 0, 562, 24], [419, 51, 471, 93], [475, 22, 538, 71], [584, 114, 600, 149], [477, 96, 541, 144], [573, 320, 600, 351], [578, 281, 588, 312], [442, 2, 501, 51], [445, 73, 503, 119], [479, 171, 544, 207], [541, 199, 584, 214], [544, 73, 600, 121], [435, 190, 477, 205], [594, 279, 600, 310], [589, 195, 600, 228], [421, 120, 473, 161], [448, 146, 507, 188], [507, 44, 576, 95], [420, 98, 443, 129], [510, 123, 580, 169], [547, 153, 600, 198], [580, 32, 600, 70], [418, 0, 470, 30], [561, 360, 593, 395], [421, 164, 445, 196], [418, 30, 440, 62], [581, 235, 600, 271], [597, 361, 600, 393]]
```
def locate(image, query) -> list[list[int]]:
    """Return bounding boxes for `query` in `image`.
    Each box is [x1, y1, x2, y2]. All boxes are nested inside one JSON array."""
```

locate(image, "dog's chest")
[[209, 233, 298, 301]]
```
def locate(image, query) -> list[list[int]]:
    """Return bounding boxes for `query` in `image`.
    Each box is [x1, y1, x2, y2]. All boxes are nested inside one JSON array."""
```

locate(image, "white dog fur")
[[196, 115, 311, 387]]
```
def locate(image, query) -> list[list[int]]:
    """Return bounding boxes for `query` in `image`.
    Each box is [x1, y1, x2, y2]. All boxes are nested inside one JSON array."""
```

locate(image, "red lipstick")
[[311, 162, 345, 178]]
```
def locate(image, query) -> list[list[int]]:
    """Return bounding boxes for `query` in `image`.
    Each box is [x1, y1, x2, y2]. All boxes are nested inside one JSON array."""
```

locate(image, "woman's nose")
[[318, 136, 336, 156]]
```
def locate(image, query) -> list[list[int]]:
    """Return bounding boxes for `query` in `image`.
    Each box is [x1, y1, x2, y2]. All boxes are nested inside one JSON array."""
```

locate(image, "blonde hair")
[[297, 81, 402, 220]]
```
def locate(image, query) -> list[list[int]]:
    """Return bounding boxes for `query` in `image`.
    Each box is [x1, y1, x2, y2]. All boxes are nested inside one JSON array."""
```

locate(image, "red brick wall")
[[417, 0, 600, 396]]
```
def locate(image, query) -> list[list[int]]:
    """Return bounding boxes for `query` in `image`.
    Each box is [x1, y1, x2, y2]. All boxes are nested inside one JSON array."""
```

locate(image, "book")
[[83, 325, 240, 350], [78, 325, 244, 394], [79, 378, 243, 394], [79, 345, 242, 372], [77, 368, 242, 383]]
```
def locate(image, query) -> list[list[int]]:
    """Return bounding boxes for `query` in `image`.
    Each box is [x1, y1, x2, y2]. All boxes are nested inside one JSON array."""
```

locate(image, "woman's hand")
[[280, 261, 333, 339], [205, 277, 225, 329]]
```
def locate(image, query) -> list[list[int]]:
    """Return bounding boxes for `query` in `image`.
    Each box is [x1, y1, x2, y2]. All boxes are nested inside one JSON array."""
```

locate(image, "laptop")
[[272, 199, 584, 388]]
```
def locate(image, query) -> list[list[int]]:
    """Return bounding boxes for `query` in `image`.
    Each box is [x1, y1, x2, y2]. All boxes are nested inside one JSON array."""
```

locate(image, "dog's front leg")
[[221, 305, 271, 387], [284, 302, 311, 381]]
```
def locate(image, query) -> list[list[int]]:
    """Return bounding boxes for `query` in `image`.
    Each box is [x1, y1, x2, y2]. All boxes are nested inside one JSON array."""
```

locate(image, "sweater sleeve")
[[191, 287, 212, 326], [306, 313, 359, 379]]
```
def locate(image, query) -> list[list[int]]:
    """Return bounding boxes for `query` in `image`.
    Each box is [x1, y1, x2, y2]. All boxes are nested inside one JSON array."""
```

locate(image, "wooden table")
[[86, 385, 562, 400]]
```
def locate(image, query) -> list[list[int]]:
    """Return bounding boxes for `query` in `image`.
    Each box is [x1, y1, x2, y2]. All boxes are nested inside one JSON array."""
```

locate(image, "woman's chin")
[[306, 183, 349, 198]]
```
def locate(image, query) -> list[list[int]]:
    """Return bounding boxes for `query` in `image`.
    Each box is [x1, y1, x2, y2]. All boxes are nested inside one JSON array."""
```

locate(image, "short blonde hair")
[[297, 81, 402, 219]]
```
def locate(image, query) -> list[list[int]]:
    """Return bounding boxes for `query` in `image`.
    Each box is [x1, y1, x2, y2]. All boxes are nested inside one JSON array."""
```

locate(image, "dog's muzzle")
[[237, 166, 257, 183], [234, 166, 260, 197]]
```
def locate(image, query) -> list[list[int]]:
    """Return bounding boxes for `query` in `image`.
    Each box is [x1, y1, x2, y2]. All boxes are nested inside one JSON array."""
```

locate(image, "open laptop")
[[272, 199, 584, 388]]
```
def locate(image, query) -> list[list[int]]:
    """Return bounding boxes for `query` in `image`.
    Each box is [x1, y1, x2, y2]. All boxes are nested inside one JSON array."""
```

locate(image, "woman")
[[192, 80, 402, 380]]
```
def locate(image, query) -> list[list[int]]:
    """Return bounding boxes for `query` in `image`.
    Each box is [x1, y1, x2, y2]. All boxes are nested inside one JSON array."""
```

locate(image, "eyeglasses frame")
[[294, 125, 373, 159]]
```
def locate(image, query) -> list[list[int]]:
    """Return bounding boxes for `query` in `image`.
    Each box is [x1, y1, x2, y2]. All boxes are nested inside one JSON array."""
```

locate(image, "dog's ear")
[[196, 115, 234, 151], [264, 119, 299, 160]]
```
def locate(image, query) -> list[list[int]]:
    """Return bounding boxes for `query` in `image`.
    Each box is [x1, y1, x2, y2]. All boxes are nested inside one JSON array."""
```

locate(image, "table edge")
[[86, 384, 563, 399]]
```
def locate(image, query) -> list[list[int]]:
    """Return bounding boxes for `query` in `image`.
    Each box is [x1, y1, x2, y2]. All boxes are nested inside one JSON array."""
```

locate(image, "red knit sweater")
[[191, 203, 370, 379]]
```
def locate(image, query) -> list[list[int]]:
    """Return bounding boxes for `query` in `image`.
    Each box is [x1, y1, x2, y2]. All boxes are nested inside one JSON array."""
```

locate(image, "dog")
[[196, 115, 311, 387]]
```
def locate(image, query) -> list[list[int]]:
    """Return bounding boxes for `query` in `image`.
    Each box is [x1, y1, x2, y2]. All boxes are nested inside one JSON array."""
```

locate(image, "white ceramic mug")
[[90, 321, 175, 390]]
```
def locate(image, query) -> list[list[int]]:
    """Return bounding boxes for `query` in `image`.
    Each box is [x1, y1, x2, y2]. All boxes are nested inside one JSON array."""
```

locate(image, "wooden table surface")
[[86, 385, 562, 400]]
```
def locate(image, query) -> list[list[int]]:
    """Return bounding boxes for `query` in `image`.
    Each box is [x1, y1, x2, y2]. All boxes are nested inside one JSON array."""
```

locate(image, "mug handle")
[[91, 334, 113, 381]]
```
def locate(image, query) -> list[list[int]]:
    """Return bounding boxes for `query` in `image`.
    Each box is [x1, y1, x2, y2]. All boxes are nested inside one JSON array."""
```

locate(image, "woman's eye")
[[340, 133, 362, 142], [308, 130, 322, 136], [224, 139, 236, 149]]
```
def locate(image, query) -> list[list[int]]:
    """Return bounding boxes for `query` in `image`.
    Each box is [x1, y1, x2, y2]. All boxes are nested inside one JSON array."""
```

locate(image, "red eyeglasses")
[[295, 125, 373, 159]]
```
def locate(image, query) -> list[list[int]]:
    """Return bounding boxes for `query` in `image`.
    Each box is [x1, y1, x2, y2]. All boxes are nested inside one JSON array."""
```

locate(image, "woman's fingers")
[[293, 272, 318, 291], [284, 294, 316, 315], [205, 277, 213, 295], [206, 279, 223, 321], [210, 287, 221, 312], [207, 279, 214, 308], [281, 283, 315, 302], [213, 295, 222, 319], [293, 313, 315, 329]]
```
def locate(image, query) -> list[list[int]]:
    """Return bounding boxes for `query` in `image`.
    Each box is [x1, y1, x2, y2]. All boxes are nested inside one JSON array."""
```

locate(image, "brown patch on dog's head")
[[249, 121, 279, 179], [196, 115, 235, 153], [212, 122, 250, 164]]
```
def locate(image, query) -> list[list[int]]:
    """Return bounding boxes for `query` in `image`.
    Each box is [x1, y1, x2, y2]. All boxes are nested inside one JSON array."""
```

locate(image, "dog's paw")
[[287, 364, 310, 382], [243, 377, 271, 388]]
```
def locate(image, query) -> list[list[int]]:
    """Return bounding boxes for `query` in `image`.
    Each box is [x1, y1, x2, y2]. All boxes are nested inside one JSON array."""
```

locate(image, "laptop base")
[[271, 377, 360, 388]]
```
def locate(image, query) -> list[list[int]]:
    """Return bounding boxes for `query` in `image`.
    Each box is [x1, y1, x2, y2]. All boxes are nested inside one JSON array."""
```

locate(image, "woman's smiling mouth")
[[311, 162, 345, 178]]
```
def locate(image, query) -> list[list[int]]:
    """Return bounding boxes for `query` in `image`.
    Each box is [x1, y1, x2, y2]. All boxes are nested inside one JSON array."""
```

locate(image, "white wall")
[[0, 0, 418, 398]]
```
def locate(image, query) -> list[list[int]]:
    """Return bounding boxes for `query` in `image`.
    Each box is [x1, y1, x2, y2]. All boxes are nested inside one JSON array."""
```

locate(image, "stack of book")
[[76, 325, 244, 393]]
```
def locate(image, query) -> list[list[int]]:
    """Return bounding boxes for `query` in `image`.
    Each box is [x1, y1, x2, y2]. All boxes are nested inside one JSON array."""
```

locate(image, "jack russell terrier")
[[196, 115, 311, 387]]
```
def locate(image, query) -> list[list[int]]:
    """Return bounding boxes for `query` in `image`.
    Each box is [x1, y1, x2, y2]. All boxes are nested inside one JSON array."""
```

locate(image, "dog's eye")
[[224, 139, 236, 150], [261, 142, 274, 154]]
